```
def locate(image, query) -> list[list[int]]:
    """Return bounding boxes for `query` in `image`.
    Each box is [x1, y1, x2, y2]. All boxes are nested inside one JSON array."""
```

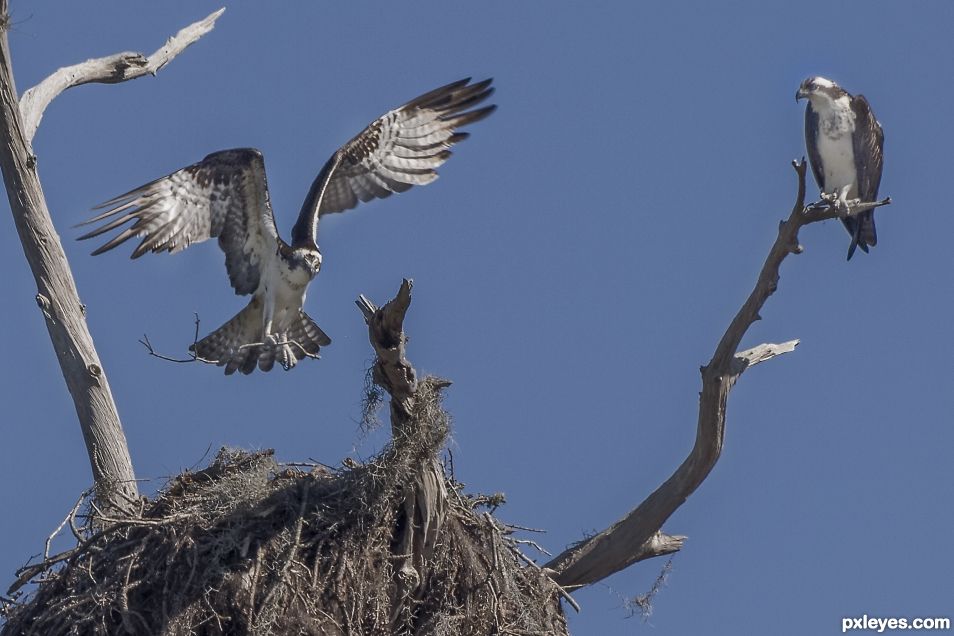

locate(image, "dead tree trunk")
[[544, 160, 890, 588], [357, 281, 452, 629], [0, 3, 223, 514]]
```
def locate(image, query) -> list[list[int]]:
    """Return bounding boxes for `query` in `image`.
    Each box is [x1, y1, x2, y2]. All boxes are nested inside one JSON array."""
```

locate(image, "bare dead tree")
[[0, 2, 224, 514], [543, 160, 891, 588], [1, 172, 891, 630], [1, 4, 898, 629]]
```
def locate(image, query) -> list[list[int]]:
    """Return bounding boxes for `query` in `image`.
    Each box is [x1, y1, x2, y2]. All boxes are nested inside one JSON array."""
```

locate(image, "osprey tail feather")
[[844, 211, 877, 261], [190, 298, 331, 375]]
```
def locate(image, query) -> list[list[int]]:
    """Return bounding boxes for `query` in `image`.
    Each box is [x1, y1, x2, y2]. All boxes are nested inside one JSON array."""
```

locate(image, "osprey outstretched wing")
[[81, 149, 279, 296], [80, 78, 495, 374], [291, 78, 495, 247]]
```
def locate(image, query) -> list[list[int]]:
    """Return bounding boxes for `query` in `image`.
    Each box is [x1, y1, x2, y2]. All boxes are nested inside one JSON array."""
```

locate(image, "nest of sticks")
[[1, 378, 569, 635]]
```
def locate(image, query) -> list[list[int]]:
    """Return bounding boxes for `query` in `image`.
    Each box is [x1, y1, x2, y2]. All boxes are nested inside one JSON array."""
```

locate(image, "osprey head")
[[796, 76, 843, 103], [282, 244, 323, 277], [301, 248, 323, 274]]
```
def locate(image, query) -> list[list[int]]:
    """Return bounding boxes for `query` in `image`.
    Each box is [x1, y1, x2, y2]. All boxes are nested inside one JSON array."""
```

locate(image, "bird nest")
[[1, 378, 568, 635]]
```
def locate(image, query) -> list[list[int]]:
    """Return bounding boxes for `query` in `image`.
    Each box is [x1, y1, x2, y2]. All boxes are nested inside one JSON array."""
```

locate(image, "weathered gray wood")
[[357, 279, 421, 434], [18, 8, 225, 145], [545, 161, 830, 587], [0, 3, 223, 514], [732, 340, 800, 374], [357, 279, 451, 627]]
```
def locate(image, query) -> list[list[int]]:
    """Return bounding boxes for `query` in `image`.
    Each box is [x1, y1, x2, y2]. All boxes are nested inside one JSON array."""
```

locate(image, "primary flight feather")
[[80, 78, 495, 374]]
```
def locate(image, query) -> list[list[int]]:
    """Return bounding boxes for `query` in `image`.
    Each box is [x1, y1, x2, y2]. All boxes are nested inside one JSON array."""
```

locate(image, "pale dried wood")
[[545, 160, 848, 587], [0, 3, 223, 514], [731, 339, 800, 374], [357, 279, 419, 433], [357, 279, 450, 625], [18, 8, 225, 145]]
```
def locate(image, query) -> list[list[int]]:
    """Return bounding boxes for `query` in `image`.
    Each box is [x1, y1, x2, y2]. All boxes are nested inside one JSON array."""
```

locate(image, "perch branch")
[[0, 3, 223, 515], [545, 159, 862, 587], [18, 7, 225, 145]]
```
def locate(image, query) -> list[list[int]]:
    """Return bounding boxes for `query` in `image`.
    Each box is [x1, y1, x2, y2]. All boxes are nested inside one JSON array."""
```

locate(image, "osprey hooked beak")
[[796, 76, 833, 102]]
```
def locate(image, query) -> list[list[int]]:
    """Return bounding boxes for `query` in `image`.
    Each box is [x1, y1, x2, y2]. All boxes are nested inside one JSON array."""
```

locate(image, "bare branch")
[[0, 4, 225, 515], [545, 160, 862, 587], [44, 489, 92, 560], [18, 8, 225, 144], [807, 193, 892, 218], [731, 339, 800, 374]]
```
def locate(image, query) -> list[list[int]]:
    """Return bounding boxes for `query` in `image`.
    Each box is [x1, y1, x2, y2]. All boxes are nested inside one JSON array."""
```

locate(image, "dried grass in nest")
[[1, 378, 568, 636]]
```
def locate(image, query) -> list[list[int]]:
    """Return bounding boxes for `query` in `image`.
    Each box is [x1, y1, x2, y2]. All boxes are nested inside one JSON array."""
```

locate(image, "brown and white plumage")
[[796, 76, 884, 260], [79, 78, 495, 374]]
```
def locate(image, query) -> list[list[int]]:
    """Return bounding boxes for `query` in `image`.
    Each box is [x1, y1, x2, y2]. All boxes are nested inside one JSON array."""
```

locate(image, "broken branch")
[[545, 159, 836, 587], [18, 8, 225, 145]]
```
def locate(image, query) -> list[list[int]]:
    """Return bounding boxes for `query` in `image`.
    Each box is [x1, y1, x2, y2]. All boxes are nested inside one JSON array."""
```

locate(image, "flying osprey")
[[796, 76, 884, 260], [80, 78, 495, 374]]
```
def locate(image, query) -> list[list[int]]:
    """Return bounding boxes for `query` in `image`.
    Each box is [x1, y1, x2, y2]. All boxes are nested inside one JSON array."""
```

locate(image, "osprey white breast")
[[812, 93, 859, 198], [797, 76, 885, 260]]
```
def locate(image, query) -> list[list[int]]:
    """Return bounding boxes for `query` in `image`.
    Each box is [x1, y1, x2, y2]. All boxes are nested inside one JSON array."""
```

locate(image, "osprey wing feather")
[[291, 78, 496, 248], [79, 79, 495, 374], [849, 95, 884, 207], [79, 148, 280, 296]]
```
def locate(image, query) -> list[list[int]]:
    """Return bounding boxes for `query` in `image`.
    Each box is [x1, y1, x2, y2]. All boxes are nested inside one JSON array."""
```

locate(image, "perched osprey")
[[796, 76, 884, 260], [80, 78, 495, 374]]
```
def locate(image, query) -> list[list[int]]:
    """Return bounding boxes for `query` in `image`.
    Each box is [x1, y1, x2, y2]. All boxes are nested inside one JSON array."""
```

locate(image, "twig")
[[18, 8, 226, 145], [140, 313, 319, 365], [139, 313, 212, 364], [140, 333, 208, 364], [511, 539, 551, 556], [546, 159, 849, 587], [45, 488, 92, 559], [256, 481, 310, 620], [8, 521, 127, 596], [501, 523, 546, 534], [509, 545, 580, 614]]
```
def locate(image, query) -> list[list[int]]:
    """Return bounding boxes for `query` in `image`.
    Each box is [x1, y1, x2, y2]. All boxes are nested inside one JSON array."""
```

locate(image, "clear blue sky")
[[2, 3, 952, 634]]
